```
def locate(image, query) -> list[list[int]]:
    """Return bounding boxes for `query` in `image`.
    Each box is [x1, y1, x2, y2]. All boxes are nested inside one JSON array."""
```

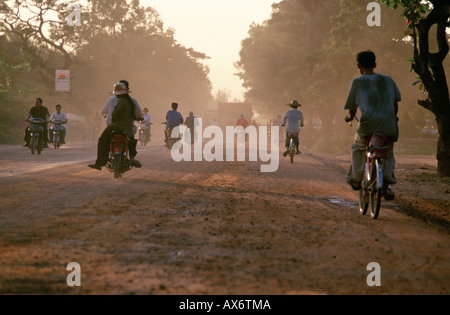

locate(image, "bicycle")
[[288, 133, 298, 164], [359, 133, 390, 220], [282, 132, 299, 164]]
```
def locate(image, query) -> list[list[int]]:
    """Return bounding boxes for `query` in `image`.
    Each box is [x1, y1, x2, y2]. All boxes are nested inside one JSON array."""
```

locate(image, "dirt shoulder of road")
[[391, 155, 450, 229], [311, 152, 449, 229]]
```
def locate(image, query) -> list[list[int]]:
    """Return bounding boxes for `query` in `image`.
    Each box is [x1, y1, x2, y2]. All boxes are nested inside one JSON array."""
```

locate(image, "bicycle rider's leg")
[[283, 132, 290, 157], [295, 134, 300, 153], [382, 142, 397, 185], [347, 135, 366, 185], [62, 125, 66, 143]]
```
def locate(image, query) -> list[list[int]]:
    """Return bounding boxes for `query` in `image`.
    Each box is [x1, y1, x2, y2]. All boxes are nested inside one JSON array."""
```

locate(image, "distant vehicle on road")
[[421, 119, 438, 137]]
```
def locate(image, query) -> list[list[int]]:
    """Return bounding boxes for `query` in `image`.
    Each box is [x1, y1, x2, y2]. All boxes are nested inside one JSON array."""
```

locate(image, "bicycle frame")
[[360, 133, 390, 220], [287, 133, 298, 164]]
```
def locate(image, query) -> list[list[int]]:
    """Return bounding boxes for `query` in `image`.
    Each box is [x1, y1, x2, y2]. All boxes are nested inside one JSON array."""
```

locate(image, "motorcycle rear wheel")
[[30, 136, 36, 155], [54, 134, 59, 149], [113, 153, 122, 179]]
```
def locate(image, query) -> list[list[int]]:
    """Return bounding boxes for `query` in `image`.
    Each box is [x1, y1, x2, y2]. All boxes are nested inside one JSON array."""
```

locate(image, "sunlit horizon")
[[142, 0, 275, 101]]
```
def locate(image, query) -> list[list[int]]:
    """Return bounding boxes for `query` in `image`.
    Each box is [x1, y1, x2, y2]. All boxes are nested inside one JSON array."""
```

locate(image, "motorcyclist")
[[24, 97, 50, 148], [164, 102, 184, 144], [100, 79, 143, 159], [49, 104, 68, 144], [282, 100, 304, 156], [88, 83, 142, 170]]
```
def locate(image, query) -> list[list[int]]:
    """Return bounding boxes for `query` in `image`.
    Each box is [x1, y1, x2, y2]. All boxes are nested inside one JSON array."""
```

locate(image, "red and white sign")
[[55, 70, 70, 92]]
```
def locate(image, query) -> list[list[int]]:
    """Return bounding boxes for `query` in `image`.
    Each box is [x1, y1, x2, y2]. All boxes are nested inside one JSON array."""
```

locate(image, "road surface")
[[0, 140, 448, 295]]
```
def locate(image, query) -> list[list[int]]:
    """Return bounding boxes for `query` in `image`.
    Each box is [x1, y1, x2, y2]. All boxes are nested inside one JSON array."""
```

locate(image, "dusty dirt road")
[[0, 139, 449, 295]]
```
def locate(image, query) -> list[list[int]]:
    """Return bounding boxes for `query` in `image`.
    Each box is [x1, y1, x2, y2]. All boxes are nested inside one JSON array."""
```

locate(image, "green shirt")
[[29, 106, 50, 120], [345, 73, 401, 142]]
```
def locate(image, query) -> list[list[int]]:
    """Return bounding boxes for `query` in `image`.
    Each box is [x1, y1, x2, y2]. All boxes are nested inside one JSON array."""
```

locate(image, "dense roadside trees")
[[0, 0, 214, 143], [237, 0, 446, 158], [379, 0, 450, 176]]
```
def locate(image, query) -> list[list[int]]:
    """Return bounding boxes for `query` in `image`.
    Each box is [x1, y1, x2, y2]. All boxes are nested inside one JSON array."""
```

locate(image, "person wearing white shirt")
[[49, 104, 68, 144], [141, 107, 152, 141], [101, 81, 143, 127]]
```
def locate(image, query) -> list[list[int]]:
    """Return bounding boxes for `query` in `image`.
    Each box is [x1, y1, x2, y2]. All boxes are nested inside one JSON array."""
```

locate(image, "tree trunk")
[[412, 1, 450, 176], [436, 114, 450, 176]]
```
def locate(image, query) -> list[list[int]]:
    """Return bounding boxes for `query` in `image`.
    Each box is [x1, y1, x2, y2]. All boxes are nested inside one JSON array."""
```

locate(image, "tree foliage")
[[379, 0, 450, 176], [237, 0, 447, 152], [0, 0, 214, 143]]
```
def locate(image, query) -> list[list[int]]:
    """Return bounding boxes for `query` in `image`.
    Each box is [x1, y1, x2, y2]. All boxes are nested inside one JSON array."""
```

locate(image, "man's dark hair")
[[119, 80, 129, 89], [172, 102, 178, 110], [36, 98, 43, 104], [357, 50, 376, 68], [56, 104, 61, 108]]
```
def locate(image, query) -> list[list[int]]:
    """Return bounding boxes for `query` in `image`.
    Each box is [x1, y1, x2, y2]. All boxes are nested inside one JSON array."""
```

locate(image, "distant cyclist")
[[236, 114, 249, 128], [282, 100, 304, 156], [184, 111, 199, 145]]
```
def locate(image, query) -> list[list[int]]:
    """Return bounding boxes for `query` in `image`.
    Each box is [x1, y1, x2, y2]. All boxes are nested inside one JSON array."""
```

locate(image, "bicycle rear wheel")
[[370, 159, 382, 219], [290, 139, 295, 164], [359, 189, 369, 215]]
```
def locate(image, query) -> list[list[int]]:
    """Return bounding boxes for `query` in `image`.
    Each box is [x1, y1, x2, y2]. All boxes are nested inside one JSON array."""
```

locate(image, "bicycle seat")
[[367, 134, 389, 159]]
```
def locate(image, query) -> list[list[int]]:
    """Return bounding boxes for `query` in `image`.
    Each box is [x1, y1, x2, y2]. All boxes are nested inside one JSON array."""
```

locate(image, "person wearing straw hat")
[[282, 100, 304, 156], [88, 82, 142, 170]]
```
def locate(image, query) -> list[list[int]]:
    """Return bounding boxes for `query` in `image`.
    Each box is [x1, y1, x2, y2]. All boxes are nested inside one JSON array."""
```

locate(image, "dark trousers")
[[24, 125, 48, 146], [285, 132, 299, 148], [96, 126, 138, 166]]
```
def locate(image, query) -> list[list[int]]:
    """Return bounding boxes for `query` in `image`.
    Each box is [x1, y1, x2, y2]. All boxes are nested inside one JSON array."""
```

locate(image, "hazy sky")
[[142, 0, 275, 101]]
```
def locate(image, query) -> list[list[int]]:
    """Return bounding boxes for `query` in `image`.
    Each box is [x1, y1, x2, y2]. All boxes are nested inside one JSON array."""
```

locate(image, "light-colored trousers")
[[347, 135, 397, 185]]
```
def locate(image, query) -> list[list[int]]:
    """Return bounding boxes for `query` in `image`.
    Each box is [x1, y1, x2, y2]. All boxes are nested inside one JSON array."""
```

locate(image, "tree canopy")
[[0, 0, 215, 143], [237, 0, 444, 151]]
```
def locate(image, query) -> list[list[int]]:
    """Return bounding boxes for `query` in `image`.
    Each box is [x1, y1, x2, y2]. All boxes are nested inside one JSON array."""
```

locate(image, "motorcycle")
[[50, 119, 65, 149], [106, 131, 134, 179], [138, 122, 151, 146], [27, 117, 46, 155]]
